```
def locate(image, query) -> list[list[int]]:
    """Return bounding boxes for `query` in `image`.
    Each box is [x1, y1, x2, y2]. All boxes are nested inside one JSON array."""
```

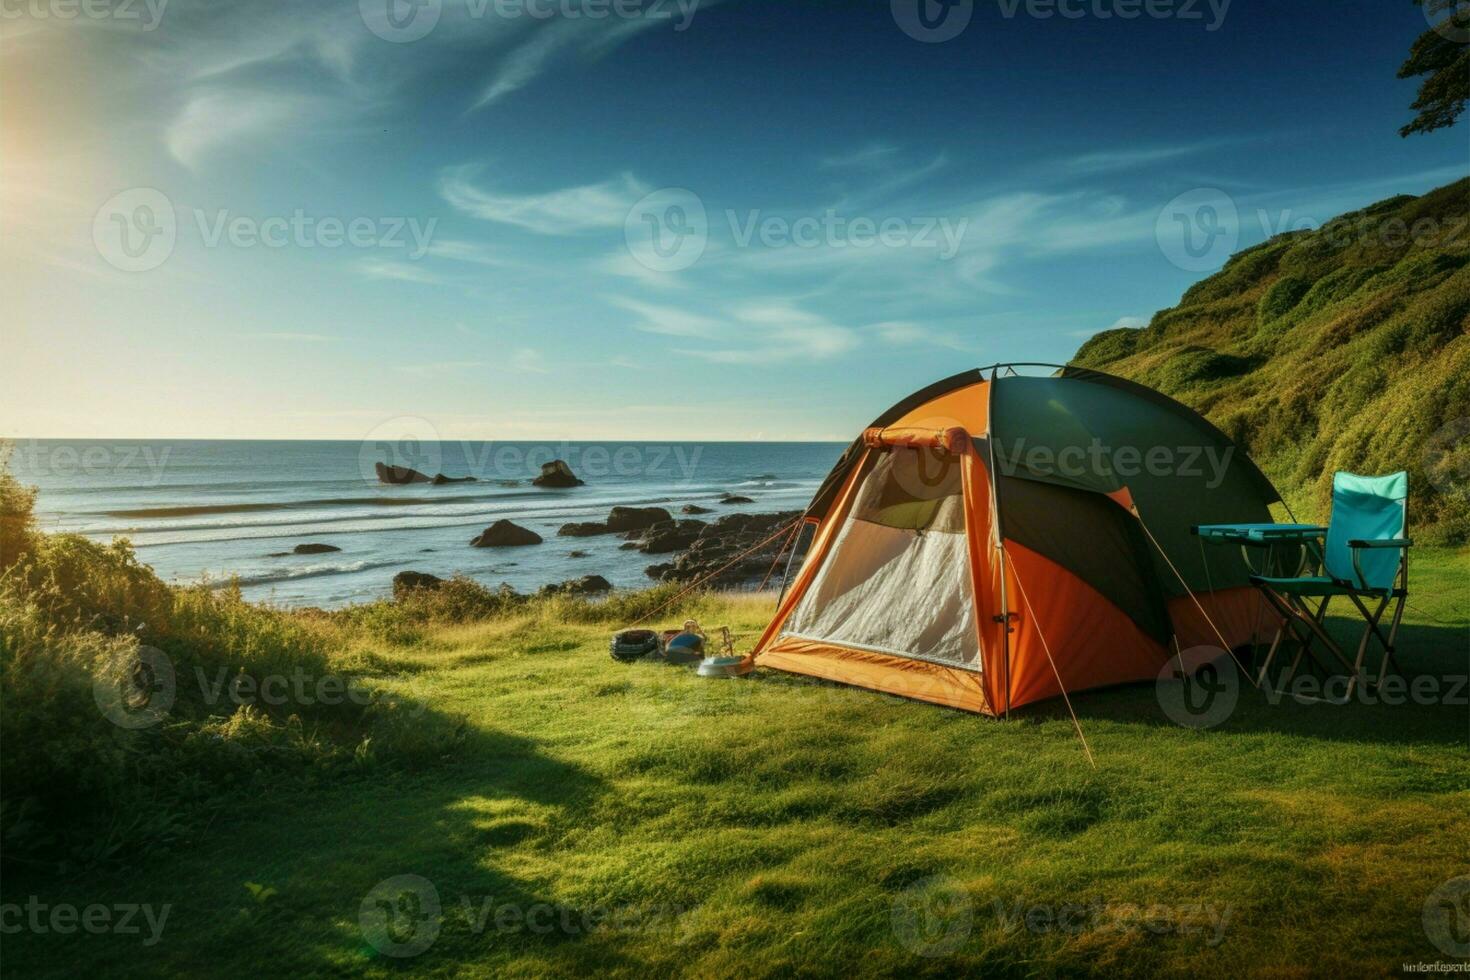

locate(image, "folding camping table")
[[1191, 523, 1329, 687]]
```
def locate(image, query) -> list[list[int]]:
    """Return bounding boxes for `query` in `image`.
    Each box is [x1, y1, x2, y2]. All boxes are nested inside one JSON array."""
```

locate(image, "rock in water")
[[393, 571, 444, 597], [539, 575, 613, 597], [293, 543, 341, 555], [720, 494, 755, 504], [558, 521, 611, 537], [644, 510, 802, 587], [605, 506, 673, 532], [636, 519, 708, 554], [376, 461, 476, 485], [470, 520, 544, 547], [532, 460, 584, 488], [681, 504, 713, 515], [377, 461, 431, 484]]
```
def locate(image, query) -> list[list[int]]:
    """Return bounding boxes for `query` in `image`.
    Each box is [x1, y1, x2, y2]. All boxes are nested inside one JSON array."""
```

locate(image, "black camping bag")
[[610, 629, 661, 663]]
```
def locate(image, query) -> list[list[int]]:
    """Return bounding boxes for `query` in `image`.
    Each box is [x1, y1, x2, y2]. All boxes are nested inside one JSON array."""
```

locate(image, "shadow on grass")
[[0, 707, 669, 978], [1045, 617, 1470, 749]]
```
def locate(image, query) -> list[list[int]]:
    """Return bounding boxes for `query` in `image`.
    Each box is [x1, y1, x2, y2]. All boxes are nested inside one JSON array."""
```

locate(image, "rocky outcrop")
[[633, 519, 707, 554], [606, 506, 672, 531], [539, 574, 613, 597], [558, 522, 611, 537], [532, 460, 584, 488], [470, 520, 544, 547], [293, 543, 341, 555], [644, 511, 801, 588], [557, 505, 672, 538], [393, 570, 444, 597], [376, 461, 476, 485]]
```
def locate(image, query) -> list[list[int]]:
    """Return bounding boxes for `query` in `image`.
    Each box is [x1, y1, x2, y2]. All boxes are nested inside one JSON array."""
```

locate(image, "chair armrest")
[[1347, 538, 1412, 549]]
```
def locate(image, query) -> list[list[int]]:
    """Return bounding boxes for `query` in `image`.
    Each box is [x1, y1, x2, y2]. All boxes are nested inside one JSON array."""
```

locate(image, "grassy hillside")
[[5, 560, 1468, 978], [1072, 177, 1470, 543]]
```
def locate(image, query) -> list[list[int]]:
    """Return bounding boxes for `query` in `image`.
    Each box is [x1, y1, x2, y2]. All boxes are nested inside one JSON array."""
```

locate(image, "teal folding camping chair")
[[1248, 472, 1411, 701]]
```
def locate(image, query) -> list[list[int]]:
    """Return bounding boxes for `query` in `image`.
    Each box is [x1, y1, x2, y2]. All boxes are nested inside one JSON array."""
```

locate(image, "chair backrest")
[[1323, 471, 1407, 590]]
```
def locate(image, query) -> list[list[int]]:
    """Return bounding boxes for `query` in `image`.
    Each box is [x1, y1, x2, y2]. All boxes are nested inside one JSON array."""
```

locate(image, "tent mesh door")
[[782, 448, 981, 670]]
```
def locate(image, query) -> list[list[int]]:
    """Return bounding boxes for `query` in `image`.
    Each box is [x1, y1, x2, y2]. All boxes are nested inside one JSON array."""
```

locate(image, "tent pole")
[[986, 366, 1012, 720]]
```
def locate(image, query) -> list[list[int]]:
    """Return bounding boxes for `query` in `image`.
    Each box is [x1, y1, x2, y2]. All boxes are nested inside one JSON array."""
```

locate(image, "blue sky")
[[3, 0, 1466, 440]]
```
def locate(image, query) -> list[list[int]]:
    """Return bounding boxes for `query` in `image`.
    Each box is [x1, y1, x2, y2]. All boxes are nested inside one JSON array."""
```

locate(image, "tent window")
[[782, 448, 981, 670], [849, 447, 965, 532]]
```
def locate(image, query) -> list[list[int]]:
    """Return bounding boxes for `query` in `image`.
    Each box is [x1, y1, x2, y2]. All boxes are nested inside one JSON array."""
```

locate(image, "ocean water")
[[12, 440, 846, 608]]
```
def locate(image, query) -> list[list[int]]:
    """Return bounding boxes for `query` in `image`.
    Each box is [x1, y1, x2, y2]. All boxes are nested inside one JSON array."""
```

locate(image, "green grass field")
[[4, 549, 1467, 978]]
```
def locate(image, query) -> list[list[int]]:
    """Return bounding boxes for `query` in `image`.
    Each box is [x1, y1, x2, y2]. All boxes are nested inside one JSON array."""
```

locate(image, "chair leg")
[[1286, 594, 1358, 679], [1345, 594, 1390, 700], [1377, 592, 1408, 687], [1258, 587, 1338, 697], [1255, 626, 1285, 688]]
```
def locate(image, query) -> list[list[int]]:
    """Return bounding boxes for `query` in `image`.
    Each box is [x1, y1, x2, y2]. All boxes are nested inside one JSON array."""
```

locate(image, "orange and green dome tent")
[[752, 364, 1283, 716]]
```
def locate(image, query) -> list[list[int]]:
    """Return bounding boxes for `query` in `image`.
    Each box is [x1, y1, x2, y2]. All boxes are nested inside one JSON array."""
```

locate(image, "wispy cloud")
[[471, 19, 581, 110], [868, 320, 973, 351], [244, 332, 336, 342], [608, 296, 723, 337], [1057, 139, 1245, 177], [357, 259, 443, 284], [679, 303, 860, 364], [423, 239, 516, 267], [821, 143, 900, 170], [396, 361, 488, 377], [511, 348, 549, 374], [167, 89, 325, 169], [471, 2, 722, 111], [440, 165, 648, 234]]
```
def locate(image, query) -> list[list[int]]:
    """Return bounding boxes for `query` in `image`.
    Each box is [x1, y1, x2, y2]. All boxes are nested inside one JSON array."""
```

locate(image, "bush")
[[0, 453, 465, 870]]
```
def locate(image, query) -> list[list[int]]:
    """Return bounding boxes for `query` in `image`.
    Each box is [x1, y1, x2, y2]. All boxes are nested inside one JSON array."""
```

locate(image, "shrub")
[[0, 453, 465, 870]]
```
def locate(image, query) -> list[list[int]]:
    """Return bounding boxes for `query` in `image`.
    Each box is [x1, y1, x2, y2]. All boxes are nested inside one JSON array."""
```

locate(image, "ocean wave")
[[96, 489, 549, 519], [215, 558, 404, 588]]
